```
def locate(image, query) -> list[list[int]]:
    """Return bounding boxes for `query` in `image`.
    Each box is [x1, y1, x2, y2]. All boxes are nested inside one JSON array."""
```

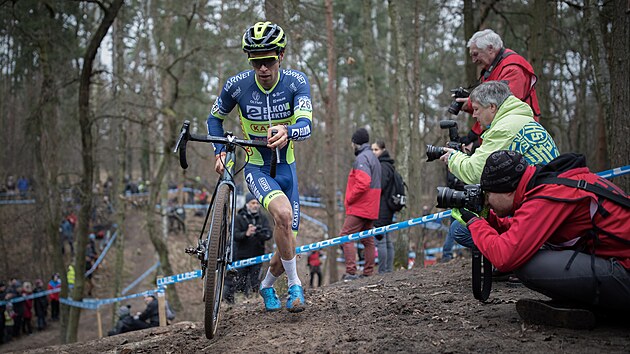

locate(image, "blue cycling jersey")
[[207, 69, 313, 166], [207, 68, 313, 235]]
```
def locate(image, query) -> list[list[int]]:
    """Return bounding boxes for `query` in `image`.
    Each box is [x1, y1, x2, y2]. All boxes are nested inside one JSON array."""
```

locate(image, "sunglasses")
[[248, 55, 279, 69]]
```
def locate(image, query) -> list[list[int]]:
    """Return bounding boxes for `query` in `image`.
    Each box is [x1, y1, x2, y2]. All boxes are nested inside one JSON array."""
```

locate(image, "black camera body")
[[255, 225, 269, 236], [436, 184, 484, 213], [448, 87, 470, 115], [426, 120, 462, 161]]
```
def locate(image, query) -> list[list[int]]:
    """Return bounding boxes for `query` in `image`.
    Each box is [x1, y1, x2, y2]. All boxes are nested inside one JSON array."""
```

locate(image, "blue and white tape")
[[156, 211, 452, 286]]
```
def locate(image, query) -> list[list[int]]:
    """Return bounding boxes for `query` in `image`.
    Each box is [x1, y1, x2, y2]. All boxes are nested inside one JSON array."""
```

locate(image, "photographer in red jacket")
[[457, 29, 541, 148], [454, 150, 630, 329]]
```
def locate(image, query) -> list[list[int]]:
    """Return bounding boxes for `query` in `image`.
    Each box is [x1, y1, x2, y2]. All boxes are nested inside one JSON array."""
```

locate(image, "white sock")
[[260, 268, 278, 289], [281, 256, 302, 288]]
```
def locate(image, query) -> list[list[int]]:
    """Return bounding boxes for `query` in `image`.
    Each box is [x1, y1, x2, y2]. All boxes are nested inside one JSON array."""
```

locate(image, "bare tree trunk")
[[607, 0, 630, 190], [324, 0, 340, 284], [388, 0, 411, 268], [141, 0, 182, 310], [409, 1, 424, 266], [361, 0, 382, 138], [463, 0, 476, 86], [31, 7, 65, 340], [529, 0, 553, 128], [111, 12, 127, 326], [66, 0, 124, 343], [584, 0, 611, 171]]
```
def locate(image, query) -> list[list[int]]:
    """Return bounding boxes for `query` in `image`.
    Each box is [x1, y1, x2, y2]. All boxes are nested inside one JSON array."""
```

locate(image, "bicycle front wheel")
[[204, 183, 231, 339]]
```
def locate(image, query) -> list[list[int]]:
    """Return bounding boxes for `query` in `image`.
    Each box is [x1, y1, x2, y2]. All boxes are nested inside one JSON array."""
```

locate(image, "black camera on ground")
[[426, 120, 462, 162], [436, 184, 485, 213], [448, 87, 470, 115]]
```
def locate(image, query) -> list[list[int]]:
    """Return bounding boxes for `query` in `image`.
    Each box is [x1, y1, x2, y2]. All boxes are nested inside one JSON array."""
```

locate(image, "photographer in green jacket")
[[439, 81, 558, 250]]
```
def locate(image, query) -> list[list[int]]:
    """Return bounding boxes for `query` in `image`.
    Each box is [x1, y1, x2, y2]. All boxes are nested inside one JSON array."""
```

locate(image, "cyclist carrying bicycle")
[[207, 21, 312, 313]]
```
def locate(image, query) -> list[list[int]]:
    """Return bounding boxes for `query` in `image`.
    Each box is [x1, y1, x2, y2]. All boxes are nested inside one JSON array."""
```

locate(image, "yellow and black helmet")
[[242, 21, 286, 54]]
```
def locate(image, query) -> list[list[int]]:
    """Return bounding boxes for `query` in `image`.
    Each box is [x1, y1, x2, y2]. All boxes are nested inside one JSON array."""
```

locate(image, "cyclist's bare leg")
[[267, 195, 295, 276]]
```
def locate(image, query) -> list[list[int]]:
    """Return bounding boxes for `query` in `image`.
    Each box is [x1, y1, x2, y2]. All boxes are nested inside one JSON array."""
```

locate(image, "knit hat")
[[351, 128, 369, 145], [118, 305, 130, 317], [480, 150, 528, 193], [245, 193, 256, 204]]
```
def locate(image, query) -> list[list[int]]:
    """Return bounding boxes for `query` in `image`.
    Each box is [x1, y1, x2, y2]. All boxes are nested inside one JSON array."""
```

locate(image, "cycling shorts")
[[244, 162, 300, 236]]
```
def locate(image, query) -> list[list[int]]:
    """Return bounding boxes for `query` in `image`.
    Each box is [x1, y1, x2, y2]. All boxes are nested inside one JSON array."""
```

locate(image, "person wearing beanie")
[[438, 81, 559, 257], [351, 127, 369, 145], [461, 150, 630, 329], [224, 193, 272, 303], [340, 127, 381, 280]]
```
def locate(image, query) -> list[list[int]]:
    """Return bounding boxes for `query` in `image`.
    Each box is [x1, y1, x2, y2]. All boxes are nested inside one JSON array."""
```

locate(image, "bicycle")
[[174, 120, 277, 339]]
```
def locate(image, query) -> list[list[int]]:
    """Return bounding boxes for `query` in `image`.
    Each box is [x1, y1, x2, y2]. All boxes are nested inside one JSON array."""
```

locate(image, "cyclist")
[[207, 21, 312, 313]]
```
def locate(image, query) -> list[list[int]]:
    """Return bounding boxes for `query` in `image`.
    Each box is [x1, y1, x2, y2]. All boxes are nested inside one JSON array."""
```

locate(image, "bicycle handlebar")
[[173, 120, 273, 172]]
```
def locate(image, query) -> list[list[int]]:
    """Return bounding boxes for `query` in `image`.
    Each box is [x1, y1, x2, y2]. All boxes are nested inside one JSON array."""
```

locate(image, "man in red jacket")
[[454, 150, 630, 329], [341, 128, 382, 280], [458, 29, 541, 148]]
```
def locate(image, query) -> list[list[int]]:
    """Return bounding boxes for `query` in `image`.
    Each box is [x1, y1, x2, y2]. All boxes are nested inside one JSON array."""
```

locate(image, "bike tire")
[[203, 183, 231, 339]]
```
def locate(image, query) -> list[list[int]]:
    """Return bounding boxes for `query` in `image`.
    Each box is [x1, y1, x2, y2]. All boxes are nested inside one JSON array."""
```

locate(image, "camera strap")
[[482, 48, 514, 81], [533, 177, 630, 209], [472, 247, 493, 301]]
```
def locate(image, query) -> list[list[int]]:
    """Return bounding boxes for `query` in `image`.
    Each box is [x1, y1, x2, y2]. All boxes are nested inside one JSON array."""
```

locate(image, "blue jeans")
[[442, 229, 455, 260], [449, 220, 475, 249], [377, 234, 395, 273]]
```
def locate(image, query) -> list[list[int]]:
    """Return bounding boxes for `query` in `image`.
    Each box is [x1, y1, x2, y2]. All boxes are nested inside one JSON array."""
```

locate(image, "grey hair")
[[469, 81, 512, 108], [467, 29, 503, 50]]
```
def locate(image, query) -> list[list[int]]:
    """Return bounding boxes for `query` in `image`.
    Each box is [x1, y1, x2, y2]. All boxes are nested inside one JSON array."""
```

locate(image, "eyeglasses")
[[248, 55, 279, 69]]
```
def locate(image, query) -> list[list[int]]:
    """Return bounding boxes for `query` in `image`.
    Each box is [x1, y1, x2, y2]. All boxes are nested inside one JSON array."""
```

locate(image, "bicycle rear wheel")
[[203, 183, 231, 339]]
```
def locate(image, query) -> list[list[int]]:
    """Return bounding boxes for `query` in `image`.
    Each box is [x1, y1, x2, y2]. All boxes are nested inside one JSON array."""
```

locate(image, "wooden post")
[[96, 306, 103, 338], [157, 290, 167, 327]]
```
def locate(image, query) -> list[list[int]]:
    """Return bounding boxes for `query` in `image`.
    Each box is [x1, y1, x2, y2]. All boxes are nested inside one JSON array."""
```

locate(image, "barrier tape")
[[84, 288, 160, 306], [122, 261, 160, 295], [85, 229, 118, 277], [156, 211, 452, 286]]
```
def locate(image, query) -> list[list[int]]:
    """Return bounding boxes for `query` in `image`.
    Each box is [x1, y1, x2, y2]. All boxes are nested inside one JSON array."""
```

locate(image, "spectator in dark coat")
[[371, 140, 397, 273], [231, 194, 273, 299], [9, 281, 24, 338], [135, 295, 159, 327], [108, 305, 148, 336], [33, 279, 48, 331]]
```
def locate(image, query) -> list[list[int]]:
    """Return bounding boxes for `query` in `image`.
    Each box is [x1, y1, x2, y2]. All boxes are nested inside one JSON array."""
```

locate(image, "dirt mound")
[[20, 258, 630, 353]]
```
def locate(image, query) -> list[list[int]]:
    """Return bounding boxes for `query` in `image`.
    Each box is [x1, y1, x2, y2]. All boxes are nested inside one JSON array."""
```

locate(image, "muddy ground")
[[3, 205, 629, 354], [11, 257, 630, 354]]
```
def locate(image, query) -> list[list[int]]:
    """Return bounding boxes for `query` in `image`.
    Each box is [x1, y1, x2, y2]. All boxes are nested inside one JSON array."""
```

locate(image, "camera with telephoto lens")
[[436, 184, 485, 213], [448, 87, 470, 115], [426, 120, 463, 162]]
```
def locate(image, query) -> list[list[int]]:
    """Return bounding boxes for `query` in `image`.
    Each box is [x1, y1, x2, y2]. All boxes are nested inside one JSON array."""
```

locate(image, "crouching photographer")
[[224, 193, 273, 303], [437, 81, 558, 263], [460, 150, 630, 329]]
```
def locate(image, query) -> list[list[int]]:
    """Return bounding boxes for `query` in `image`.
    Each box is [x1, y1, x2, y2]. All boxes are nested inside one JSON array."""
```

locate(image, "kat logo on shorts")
[[259, 178, 271, 192]]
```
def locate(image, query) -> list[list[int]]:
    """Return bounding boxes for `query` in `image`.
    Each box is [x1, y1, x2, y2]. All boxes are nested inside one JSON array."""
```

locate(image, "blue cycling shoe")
[[259, 287, 281, 312], [286, 285, 305, 313]]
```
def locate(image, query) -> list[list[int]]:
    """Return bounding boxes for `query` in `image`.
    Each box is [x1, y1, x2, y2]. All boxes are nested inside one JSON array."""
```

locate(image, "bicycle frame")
[[175, 119, 274, 338], [204, 144, 238, 273]]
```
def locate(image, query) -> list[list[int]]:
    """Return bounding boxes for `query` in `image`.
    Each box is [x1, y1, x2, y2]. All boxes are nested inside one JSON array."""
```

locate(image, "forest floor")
[[2, 207, 630, 353]]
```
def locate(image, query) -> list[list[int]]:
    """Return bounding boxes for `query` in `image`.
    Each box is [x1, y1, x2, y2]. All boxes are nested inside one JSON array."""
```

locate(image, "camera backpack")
[[385, 165, 407, 212]]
